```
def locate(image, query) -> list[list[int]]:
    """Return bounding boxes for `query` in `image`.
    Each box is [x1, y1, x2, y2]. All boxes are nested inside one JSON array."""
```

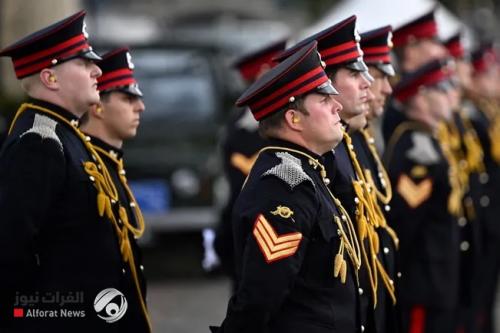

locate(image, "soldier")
[[211, 41, 365, 333], [383, 9, 448, 143], [442, 34, 487, 333], [391, 8, 447, 74], [466, 43, 500, 333], [214, 39, 287, 292], [0, 11, 145, 332], [355, 25, 401, 333], [383, 59, 460, 333], [275, 16, 396, 332], [79, 47, 151, 332]]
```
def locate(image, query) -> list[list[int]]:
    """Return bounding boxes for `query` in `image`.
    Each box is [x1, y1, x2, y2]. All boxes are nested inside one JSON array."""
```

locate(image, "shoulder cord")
[[343, 132, 396, 306], [93, 145, 145, 238], [359, 128, 393, 205], [436, 122, 467, 218], [477, 98, 500, 164], [458, 109, 486, 175], [9, 103, 152, 333], [257, 146, 362, 285]]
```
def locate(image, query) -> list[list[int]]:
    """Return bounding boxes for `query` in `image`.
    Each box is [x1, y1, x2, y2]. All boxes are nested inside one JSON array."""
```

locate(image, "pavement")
[[148, 277, 230, 333]]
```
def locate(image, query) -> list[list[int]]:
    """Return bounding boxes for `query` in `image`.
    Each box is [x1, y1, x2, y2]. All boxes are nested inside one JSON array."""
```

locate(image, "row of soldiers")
[[0, 11, 151, 332], [214, 8, 500, 333]]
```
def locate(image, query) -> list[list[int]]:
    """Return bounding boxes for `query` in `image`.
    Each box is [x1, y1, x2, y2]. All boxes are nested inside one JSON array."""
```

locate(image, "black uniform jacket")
[[88, 135, 150, 332], [215, 139, 363, 333], [0, 99, 148, 332], [384, 119, 459, 309], [351, 130, 401, 333]]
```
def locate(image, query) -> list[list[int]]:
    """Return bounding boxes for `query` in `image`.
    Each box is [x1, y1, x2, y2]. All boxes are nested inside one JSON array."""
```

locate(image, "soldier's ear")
[[40, 69, 59, 90], [284, 110, 303, 131], [91, 103, 105, 118]]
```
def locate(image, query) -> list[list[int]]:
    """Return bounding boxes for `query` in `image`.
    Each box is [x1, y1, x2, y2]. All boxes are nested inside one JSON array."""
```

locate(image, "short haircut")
[[258, 96, 308, 139]]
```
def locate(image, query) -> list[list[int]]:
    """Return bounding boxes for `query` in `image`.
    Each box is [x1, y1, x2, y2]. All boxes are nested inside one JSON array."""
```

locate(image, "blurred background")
[[1, 0, 500, 332]]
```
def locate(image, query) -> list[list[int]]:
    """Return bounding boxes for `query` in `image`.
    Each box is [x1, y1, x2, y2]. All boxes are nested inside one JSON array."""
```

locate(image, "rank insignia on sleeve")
[[271, 205, 295, 220], [397, 174, 433, 208], [230, 152, 258, 176], [253, 214, 302, 263]]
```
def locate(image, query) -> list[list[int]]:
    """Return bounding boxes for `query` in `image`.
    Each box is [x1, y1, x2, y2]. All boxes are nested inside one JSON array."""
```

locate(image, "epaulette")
[[262, 151, 314, 190], [406, 132, 440, 165], [20, 113, 63, 152]]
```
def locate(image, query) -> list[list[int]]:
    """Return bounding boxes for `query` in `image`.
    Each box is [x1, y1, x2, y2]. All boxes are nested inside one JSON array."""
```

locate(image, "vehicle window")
[[132, 49, 218, 122]]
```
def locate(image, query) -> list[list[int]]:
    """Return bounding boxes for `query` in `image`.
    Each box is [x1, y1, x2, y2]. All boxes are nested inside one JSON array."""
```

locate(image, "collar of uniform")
[[86, 134, 124, 160], [267, 138, 324, 162], [27, 98, 80, 127]]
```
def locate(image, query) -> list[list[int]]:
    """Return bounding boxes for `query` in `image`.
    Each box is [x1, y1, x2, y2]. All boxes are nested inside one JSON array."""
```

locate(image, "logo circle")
[[94, 288, 128, 323]]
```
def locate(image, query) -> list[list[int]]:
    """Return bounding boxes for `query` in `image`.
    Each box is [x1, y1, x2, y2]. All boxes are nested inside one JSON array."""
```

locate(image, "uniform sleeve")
[[220, 176, 317, 333], [0, 134, 65, 298]]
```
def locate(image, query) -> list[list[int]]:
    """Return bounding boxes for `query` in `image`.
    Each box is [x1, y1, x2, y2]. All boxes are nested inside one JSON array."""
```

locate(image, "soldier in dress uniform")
[[0, 11, 145, 332], [465, 43, 500, 333], [211, 41, 365, 333], [383, 9, 448, 143], [383, 59, 460, 333], [214, 39, 287, 292], [442, 34, 487, 333], [275, 16, 397, 333], [356, 25, 401, 333], [79, 47, 151, 332]]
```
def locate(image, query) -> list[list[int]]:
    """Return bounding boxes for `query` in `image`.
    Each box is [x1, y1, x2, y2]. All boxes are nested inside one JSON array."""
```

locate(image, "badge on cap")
[[354, 25, 361, 43], [387, 31, 394, 49], [126, 52, 135, 70], [82, 21, 89, 39]]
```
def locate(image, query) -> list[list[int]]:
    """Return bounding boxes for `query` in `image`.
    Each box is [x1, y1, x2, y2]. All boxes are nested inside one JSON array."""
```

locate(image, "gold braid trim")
[[257, 146, 362, 285], [343, 133, 396, 307], [93, 145, 146, 238], [459, 109, 486, 174], [359, 128, 393, 204], [436, 122, 467, 218], [9, 103, 152, 333], [477, 98, 500, 164]]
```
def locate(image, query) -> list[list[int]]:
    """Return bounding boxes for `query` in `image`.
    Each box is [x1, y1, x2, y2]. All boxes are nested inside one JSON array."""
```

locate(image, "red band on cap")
[[320, 41, 358, 59], [325, 50, 362, 66], [253, 74, 328, 120], [446, 40, 464, 59], [363, 46, 391, 56], [395, 69, 447, 103], [98, 77, 137, 92], [393, 21, 437, 47], [364, 54, 391, 63], [98, 68, 134, 84], [14, 42, 90, 78], [252, 66, 324, 110], [13, 34, 87, 67]]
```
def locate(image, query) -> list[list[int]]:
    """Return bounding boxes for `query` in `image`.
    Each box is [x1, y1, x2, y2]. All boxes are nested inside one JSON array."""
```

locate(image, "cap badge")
[[126, 52, 135, 69], [82, 20, 89, 39]]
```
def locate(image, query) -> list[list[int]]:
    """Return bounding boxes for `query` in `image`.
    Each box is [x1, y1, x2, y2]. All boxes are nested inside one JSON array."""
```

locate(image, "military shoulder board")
[[20, 113, 63, 152], [406, 132, 440, 165], [262, 151, 314, 190]]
